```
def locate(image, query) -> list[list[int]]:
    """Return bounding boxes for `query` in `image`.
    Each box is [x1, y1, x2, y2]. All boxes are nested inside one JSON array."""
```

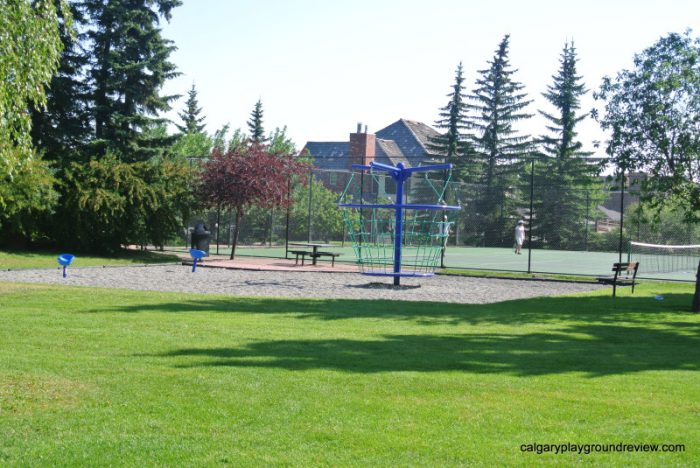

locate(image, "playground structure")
[[338, 161, 460, 286]]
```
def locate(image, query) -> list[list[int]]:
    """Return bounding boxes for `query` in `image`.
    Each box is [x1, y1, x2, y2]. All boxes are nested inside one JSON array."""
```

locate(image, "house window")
[[330, 172, 338, 186]]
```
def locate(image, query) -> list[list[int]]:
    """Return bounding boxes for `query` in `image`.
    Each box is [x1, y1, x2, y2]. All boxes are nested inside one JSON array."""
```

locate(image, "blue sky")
[[161, 0, 700, 154]]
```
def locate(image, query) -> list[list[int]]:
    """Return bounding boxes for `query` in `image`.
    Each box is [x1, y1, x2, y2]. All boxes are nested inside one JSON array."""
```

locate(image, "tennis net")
[[629, 241, 700, 273]]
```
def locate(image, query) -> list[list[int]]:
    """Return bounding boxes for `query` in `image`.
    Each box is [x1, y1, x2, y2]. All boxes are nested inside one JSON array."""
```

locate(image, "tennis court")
[[186, 244, 697, 281]]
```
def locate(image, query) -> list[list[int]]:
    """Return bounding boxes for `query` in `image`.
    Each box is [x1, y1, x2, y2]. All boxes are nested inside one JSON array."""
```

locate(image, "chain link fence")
[[176, 168, 700, 281]]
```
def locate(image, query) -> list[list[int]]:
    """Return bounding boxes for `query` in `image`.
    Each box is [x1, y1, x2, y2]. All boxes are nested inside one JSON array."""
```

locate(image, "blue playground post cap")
[[57, 254, 75, 266], [189, 249, 207, 260]]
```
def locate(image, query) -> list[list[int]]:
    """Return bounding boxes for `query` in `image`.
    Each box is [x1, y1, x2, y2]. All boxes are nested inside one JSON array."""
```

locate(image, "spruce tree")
[[466, 35, 533, 246], [247, 99, 265, 143], [533, 41, 601, 250], [31, 1, 92, 167], [82, 0, 182, 161], [427, 63, 474, 179], [176, 83, 206, 134]]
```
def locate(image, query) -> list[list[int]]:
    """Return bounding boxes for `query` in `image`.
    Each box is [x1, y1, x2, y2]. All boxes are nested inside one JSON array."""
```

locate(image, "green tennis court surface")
[[180, 245, 697, 282]]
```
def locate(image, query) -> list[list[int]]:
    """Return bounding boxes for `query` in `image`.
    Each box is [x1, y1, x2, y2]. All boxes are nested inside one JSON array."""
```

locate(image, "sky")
[[160, 0, 700, 156]]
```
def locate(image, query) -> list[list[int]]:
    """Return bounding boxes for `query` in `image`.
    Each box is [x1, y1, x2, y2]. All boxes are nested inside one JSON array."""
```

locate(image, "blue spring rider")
[[189, 249, 207, 272], [57, 253, 75, 278]]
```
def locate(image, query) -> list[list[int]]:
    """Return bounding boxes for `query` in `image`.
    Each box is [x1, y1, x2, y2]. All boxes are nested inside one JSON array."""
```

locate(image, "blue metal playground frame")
[[338, 161, 461, 285]]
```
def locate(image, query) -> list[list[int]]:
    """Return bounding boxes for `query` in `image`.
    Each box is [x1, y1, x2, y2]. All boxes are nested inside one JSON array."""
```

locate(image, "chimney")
[[349, 122, 375, 168]]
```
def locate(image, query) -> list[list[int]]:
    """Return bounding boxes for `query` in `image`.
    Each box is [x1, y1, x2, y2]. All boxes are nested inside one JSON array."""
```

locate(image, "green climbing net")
[[338, 163, 459, 278]]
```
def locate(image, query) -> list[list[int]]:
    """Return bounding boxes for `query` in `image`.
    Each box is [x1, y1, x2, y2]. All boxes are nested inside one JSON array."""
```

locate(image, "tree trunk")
[[692, 260, 700, 312], [230, 209, 243, 260]]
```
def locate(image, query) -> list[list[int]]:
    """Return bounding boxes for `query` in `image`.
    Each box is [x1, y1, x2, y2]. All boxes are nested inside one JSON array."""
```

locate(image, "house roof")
[[375, 119, 440, 161], [302, 118, 441, 171], [302, 141, 348, 170], [376, 139, 408, 167]]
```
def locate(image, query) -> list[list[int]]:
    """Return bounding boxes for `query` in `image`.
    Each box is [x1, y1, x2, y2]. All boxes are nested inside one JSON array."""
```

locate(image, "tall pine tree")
[[533, 41, 601, 250], [466, 35, 533, 246], [427, 63, 473, 179], [82, 0, 181, 161], [176, 83, 206, 134], [247, 99, 265, 143], [31, 1, 92, 167]]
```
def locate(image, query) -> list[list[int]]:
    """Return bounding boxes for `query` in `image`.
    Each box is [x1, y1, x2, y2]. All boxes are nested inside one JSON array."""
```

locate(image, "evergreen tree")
[[427, 63, 474, 179], [466, 35, 534, 246], [31, 1, 92, 167], [176, 83, 206, 134], [82, 0, 182, 161], [247, 99, 265, 143], [533, 41, 602, 250]]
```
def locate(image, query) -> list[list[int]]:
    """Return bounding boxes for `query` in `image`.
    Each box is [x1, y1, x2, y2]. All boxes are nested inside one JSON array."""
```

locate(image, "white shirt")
[[515, 224, 525, 243]]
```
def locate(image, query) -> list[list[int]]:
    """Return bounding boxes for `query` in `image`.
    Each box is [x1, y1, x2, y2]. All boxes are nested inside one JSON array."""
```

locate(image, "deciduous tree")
[[198, 145, 309, 259], [0, 0, 69, 241], [595, 30, 700, 311]]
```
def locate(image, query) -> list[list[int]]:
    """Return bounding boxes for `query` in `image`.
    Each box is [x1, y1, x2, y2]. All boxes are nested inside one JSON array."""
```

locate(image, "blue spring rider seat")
[[189, 249, 207, 272], [57, 253, 75, 278]]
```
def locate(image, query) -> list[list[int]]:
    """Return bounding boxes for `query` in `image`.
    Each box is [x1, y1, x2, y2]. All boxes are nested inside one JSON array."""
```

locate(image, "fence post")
[[619, 170, 625, 264], [285, 177, 291, 259], [585, 190, 590, 251], [527, 159, 535, 274], [307, 167, 313, 243], [269, 208, 274, 247], [216, 206, 221, 255]]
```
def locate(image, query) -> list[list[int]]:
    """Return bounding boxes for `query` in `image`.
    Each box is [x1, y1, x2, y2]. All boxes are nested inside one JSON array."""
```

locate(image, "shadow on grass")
[[95, 292, 697, 326], [156, 322, 700, 376]]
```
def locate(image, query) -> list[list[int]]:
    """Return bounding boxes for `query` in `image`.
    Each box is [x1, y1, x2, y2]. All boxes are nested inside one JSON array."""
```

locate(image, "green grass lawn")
[[1, 282, 698, 466], [0, 249, 181, 270]]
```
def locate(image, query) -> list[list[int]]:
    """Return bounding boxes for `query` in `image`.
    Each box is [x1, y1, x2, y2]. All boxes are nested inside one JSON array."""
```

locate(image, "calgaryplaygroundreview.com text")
[[520, 442, 686, 455]]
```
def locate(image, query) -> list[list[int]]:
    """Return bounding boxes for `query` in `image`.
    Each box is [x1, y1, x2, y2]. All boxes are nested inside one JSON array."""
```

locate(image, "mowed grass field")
[[0, 249, 180, 270], [1, 281, 699, 465]]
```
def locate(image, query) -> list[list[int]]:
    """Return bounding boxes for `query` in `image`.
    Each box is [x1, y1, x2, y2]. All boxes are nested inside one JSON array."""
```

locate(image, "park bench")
[[289, 250, 313, 266], [597, 262, 639, 297], [311, 251, 341, 267]]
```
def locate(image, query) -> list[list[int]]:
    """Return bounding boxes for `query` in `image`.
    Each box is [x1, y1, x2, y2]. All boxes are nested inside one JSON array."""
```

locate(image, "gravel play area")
[[0, 265, 605, 304]]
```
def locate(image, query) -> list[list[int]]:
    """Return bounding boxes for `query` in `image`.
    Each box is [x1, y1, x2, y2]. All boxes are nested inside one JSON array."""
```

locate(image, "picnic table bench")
[[289, 250, 313, 266], [312, 251, 341, 267], [597, 261, 639, 297]]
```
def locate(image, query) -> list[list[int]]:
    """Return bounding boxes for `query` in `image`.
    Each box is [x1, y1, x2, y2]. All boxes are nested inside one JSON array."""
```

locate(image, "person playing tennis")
[[514, 220, 526, 254]]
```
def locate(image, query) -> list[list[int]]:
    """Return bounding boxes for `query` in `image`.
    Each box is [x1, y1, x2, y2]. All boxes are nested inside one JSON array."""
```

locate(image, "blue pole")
[[393, 167, 405, 286], [192, 258, 198, 273], [63, 266, 67, 278]]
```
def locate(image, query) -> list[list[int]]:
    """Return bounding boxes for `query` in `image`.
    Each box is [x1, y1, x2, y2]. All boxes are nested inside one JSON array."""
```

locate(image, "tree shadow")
[[153, 323, 700, 376], [89, 292, 696, 326]]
